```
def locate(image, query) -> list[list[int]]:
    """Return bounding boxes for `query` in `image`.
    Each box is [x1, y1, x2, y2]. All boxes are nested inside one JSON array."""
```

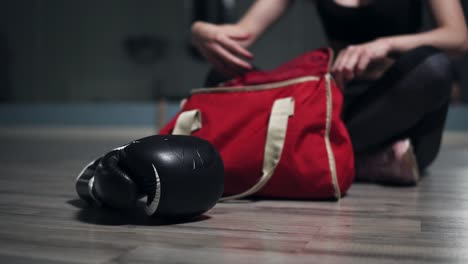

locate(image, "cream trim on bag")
[[324, 74, 341, 199], [172, 109, 202, 135], [192, 76, 319, 94], [220, 97, 295, 201]]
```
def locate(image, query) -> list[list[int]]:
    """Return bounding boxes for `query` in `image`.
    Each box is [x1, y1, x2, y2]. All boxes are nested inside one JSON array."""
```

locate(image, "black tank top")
[[316, 0, 423, 44]]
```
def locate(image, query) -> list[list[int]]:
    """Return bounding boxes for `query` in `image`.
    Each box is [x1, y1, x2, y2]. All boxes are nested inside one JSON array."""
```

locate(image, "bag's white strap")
[[172, 109, 202, 135], [220, 97, 295, 201]]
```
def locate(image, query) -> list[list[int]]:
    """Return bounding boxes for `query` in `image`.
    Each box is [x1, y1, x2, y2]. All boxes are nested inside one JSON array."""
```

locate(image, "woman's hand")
[[331, 38, 393, 89], [191, 21, 255, 77]]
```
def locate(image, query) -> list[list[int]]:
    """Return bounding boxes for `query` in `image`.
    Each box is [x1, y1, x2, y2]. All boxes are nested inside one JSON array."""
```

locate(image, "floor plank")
[[1, 127, 468, 263]]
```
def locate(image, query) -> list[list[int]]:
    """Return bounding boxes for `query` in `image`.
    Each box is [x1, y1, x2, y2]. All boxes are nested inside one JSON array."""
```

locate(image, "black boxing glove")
[[75, 135, 224, 218], [75, 145, 137, 209], [75, 156, 105, 206]]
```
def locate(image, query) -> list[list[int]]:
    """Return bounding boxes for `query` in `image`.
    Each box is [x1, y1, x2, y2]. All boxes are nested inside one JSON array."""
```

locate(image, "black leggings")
[[204, 46, 453, 171], [343, 46, 452, 170]]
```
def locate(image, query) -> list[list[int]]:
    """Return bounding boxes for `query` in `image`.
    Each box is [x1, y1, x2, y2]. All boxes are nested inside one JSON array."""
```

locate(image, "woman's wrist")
[[191, 21, 204, 32], [377, 37, 395, 53]]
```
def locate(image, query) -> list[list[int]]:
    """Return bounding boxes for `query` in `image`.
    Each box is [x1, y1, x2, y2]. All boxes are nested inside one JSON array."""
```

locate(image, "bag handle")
[[172, 97, 294, 201], [172, 109, 202, 135], [220, 97, 294, 201]]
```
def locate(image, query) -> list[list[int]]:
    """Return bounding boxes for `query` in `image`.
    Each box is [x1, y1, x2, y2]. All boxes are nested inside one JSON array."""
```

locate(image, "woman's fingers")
[[191, 22, 255, 77], [332, 46, 369, 87], [210, 42, 252, 71], [217, 35, 254, 60], [356, 51, 371, 76], [203, 49, 239, 77], [224, 25, 252, 41], [341, 48, 360, 81], [201, 42, 249, 77], [332, 50, 347, 89]]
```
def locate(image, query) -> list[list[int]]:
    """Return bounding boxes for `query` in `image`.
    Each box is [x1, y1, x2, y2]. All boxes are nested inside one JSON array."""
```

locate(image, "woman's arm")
[[383, 0, 468, 56], [237, 0, 294, 46], [191, 0, 293, 77], [332, 0, 468, 87]]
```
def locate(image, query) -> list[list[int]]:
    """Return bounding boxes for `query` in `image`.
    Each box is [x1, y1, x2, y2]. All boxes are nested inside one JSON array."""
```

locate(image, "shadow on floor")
[[68, 199, 211, 226]]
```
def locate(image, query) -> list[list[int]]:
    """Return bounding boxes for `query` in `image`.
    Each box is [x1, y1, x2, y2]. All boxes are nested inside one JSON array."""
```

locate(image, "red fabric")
[[222, 48, 331, 86], [159, 48, 355, 199]]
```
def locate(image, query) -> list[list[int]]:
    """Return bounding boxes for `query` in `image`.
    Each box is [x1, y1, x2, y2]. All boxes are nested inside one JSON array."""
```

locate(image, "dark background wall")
[[0, 0, 467, 102]]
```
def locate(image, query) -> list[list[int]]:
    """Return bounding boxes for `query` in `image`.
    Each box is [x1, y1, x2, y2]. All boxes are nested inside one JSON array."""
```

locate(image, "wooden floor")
[[1, 126, 468, 264]]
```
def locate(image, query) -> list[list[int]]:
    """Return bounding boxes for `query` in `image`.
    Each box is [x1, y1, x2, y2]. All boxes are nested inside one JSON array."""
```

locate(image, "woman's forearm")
[[236, 0, 293, 46], [383, 0, 468, 57], [382, 28, 468, 57]]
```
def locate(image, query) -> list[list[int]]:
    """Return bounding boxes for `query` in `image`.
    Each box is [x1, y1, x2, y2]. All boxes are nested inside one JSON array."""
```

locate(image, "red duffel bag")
[[159, 48, 355, 201]]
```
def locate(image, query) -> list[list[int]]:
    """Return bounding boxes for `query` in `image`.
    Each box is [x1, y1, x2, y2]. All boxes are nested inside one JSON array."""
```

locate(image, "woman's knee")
[[393, 46, 453, 106], [416, 47, 452, 86]]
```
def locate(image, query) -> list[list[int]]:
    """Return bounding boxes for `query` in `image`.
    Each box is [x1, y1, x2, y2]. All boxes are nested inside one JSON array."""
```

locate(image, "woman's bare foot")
[[355, 139, 420, 186]]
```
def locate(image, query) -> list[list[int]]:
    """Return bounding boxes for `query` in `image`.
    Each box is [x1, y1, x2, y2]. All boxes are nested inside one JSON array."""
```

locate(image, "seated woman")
[[190, 0, 468, 185]]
